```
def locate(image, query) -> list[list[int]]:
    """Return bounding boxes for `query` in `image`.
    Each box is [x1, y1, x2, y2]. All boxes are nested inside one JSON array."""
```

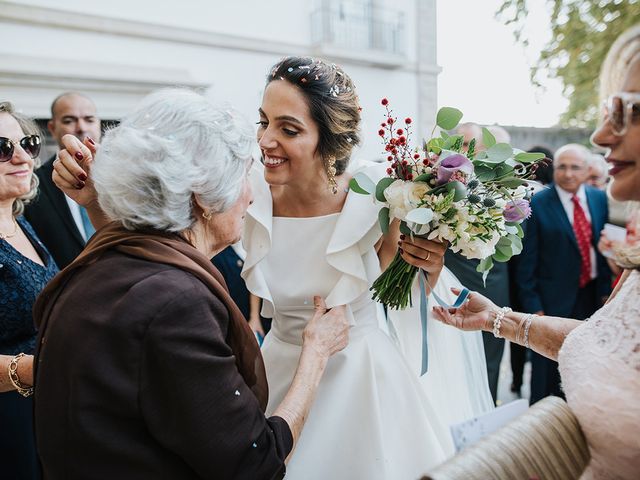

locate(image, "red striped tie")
[[572, 195, 592, 288]]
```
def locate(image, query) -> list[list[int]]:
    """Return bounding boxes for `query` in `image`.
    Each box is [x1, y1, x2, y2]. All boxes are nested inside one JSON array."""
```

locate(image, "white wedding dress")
[[242, 162, 493, 479]]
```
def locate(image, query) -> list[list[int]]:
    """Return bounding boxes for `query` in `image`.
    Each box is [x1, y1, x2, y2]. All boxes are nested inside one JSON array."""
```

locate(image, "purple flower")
[[503, 199, 531, 223], [436, 154, 474, 185]]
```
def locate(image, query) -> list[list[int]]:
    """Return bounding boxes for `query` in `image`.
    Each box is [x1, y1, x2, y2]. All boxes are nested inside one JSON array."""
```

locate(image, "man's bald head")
[[48, 92, 101, 147]]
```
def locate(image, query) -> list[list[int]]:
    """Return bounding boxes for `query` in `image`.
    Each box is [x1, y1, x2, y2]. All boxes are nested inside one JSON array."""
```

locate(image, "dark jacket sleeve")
[[139, 272, 292, 480]]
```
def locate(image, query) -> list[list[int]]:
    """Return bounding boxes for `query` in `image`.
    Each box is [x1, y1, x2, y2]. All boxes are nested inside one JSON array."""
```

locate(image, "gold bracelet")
[[8, 353, 34, 398]]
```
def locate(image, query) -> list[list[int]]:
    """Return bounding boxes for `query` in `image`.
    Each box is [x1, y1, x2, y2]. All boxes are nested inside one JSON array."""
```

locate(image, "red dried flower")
[[378, 129, 385, 136], [405, 117, 412, 124], [387, 117, 395, 124], [414, 153, 420, 159], [423, 159, 430, 165], [407, 174, 414, 180], [402, 160, 408, 166], [387, 155, 393, 161], [391, 148, 398, 155], [396, 128, 404, 135], [386, 168, 393, 174], [381, 98, 389, 106], [381, 122, 387, 127]]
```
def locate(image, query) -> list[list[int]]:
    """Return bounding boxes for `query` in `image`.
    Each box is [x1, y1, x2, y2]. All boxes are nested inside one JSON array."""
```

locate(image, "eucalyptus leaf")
[[378, 207, 390, 235], [474, 165, 497, 182], [445, 181, 467, 201], [496, 244, 513, 258], [440, 130, 450, 139], [405, 207, 434, 225], [482, 127, 496, 149], [350, 172, 376, 195], [399, 221, 412, 236], [486, 143, 514, 162], [477, 257, 493, 273], [414, 173, 434, 183], [442, 134, 463, 150], [497, 177, 527, 188], [375, 177, 396, 202], [514, 152, 546, 163], [492, 249, 511, 262], [436, 107, 463, 130]]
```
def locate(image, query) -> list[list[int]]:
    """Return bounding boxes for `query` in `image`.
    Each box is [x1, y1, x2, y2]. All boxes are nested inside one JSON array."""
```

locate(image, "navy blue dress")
[[0, 216, 58, 480]]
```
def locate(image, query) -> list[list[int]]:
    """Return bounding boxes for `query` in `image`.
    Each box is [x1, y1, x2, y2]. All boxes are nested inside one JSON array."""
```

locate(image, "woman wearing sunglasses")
[[434, 25, 640, 478], [0, 102, 57, 479]]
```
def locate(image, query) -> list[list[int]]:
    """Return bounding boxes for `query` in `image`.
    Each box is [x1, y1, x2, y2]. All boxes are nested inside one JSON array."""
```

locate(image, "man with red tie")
[[515, 143, 612, 404]]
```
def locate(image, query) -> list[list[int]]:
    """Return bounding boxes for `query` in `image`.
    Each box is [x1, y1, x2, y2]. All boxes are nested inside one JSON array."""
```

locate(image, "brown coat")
[[34, 249, 291, 479]]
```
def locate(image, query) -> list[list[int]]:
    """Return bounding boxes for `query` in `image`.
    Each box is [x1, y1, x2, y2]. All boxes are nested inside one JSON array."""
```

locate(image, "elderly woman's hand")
[[52, 134, 97, 207], [302, 297, 349, 359], [432, 288, 498, 332], [399, 235, 447, 289]]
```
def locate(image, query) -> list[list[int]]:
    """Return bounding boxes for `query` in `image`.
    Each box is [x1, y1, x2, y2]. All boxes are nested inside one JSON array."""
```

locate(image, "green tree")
[[497, 0, 640, 127]]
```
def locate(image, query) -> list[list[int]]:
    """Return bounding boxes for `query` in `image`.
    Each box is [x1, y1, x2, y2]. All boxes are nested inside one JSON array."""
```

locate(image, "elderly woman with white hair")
[[32, 88, 349, 480]]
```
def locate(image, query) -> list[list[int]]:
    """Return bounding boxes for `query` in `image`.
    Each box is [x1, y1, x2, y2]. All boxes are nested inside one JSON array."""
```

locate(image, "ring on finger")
[[424, 251, 431, 261]]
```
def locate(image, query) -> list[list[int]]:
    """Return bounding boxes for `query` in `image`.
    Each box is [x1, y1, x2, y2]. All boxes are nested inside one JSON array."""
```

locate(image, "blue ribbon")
[[418, 269, 470, 376]]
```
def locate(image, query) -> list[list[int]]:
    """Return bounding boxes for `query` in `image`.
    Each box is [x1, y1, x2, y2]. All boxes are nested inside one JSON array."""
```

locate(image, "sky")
[[437, 0, 568, 127]]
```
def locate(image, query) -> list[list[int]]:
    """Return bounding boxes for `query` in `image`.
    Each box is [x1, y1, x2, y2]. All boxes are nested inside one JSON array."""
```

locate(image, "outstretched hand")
[[52, 134, 98, 207], [432, 288, 498, 332]]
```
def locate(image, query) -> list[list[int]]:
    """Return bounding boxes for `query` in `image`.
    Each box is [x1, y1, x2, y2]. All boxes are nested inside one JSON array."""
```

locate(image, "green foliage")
[[375, 177, 396, 202], [467, 138, 477, 160], [379, 207, 390, 235], [436, 107, 464, 130], [497, 0, 640, 127], [349, 172, 375, 195], [514, 151, 546, 163], [482, 127, 496, 149]]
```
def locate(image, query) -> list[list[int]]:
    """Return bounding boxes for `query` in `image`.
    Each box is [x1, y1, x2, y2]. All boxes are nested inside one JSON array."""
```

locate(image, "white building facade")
[[0, 0, 439, 161]]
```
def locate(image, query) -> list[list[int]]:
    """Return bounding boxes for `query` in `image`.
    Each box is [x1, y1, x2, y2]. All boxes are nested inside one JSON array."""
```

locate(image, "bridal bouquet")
[[351, 99, 546, 310]]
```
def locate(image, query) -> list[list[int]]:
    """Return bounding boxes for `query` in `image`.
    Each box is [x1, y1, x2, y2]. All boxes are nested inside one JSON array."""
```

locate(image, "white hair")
[[92, 88, 253, 232], [553, 143, 591, 166]]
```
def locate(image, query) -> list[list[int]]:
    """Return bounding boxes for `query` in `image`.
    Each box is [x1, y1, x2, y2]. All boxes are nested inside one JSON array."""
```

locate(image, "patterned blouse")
[[0, 216, 58, 355]]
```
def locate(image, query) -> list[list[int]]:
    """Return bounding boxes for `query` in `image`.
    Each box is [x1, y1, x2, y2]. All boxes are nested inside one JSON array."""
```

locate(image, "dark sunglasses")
[[0, 135, 41, 162]]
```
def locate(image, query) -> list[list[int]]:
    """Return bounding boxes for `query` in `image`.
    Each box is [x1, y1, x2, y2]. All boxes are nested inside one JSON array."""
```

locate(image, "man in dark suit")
[[515, 143, 611, 404], [25, 92, 101, 268]]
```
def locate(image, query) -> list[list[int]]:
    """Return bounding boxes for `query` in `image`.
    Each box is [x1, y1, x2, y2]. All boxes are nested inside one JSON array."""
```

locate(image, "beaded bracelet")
[[523, 314, 535, 349], [492, 307, 512, 338], [8, 353, 34, 398]]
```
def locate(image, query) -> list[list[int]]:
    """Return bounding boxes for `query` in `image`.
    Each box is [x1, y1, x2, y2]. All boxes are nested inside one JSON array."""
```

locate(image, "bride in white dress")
[[242, 57, 493, 479]]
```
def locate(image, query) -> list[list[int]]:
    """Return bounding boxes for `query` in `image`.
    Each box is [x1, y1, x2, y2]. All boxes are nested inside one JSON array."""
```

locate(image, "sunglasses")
[[0, 135, 41, 162], [603, 92, 640, 136]]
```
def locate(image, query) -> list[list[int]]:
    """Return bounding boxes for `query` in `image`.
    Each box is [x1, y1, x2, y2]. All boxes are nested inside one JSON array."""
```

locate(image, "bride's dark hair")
[[266, 56, 361, 176]]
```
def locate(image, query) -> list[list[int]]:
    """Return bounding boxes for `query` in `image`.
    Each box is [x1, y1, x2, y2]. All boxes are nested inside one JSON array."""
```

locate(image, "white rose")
[[384, 180, 429, 221]]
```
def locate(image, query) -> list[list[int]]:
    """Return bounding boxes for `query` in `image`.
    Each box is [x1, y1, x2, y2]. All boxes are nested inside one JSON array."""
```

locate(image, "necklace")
[[0, 217, 19, 240]]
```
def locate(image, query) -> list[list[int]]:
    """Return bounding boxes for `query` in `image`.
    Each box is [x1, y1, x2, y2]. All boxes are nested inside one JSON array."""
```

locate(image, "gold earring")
[[202, 210, 212, 221], [326, 156, 338, 194]]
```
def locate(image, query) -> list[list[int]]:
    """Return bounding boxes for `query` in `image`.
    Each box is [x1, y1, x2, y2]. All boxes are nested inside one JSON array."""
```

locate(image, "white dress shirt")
[[64, 195, 89, 242], [555, 184, 597, 280]]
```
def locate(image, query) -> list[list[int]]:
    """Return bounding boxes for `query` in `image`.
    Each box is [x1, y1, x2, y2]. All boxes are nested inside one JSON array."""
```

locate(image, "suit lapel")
[[40, 157, 85, 246], [547, 185, 580, 253]]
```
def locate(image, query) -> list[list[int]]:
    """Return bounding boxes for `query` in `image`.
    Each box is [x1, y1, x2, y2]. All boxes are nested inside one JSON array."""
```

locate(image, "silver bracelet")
[[492, 307, 512, 338], [523, 314, 535, 348]]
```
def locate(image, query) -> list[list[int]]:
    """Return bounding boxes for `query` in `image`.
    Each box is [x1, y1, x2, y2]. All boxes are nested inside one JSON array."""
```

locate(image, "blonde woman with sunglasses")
[[434, 25, 640, 479], [0, 102, 58, 479]]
